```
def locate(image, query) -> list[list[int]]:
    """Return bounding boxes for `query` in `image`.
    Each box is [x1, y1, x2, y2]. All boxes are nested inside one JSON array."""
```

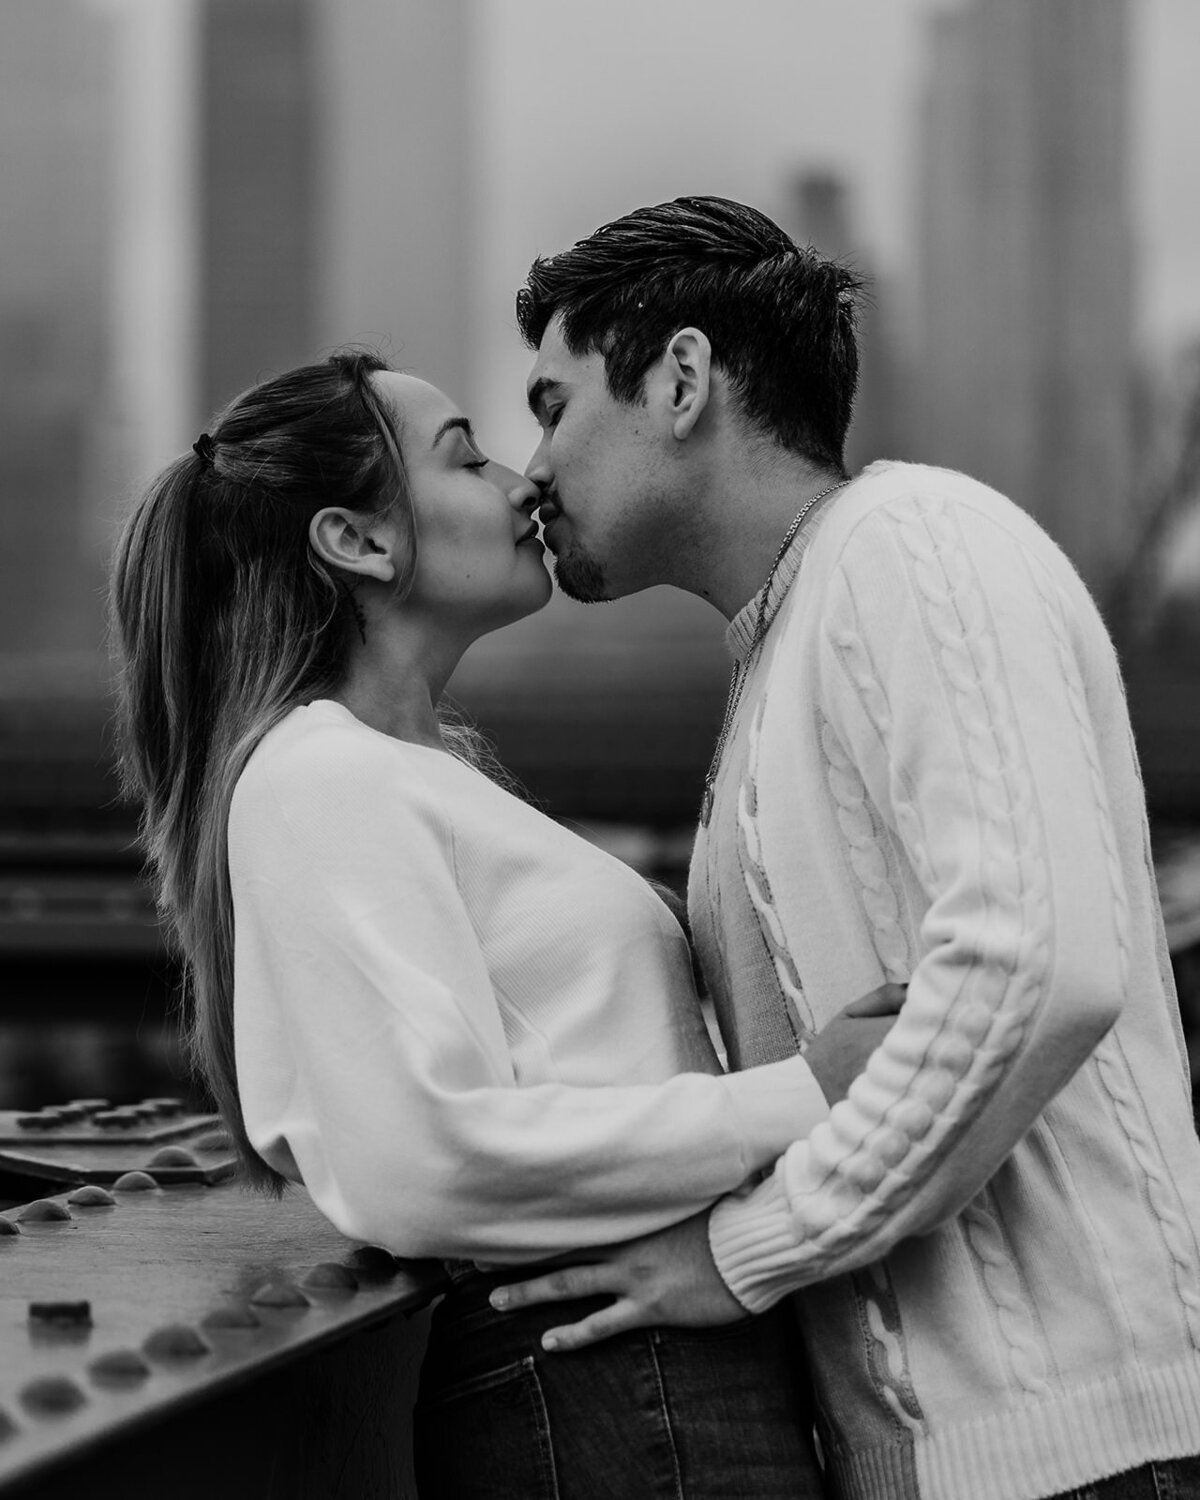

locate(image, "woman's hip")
[[414, 1268, 825, 1500]]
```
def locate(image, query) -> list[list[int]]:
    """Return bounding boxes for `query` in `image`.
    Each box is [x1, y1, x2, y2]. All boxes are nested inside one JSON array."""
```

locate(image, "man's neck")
[[691, 460, 848, 621]]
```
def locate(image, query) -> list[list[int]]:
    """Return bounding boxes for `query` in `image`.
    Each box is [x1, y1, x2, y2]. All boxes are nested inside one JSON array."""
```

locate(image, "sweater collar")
[[724, 483, 846, 663]]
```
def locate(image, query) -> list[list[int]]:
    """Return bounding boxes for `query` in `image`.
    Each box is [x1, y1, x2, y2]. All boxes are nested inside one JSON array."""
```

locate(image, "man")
[[494, 197, 1200, 1500]]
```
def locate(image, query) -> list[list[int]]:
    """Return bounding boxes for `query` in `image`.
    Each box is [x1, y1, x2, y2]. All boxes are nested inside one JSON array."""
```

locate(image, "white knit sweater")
[[691, 461, 1200, 1500], [228, 699, 828, 1263]]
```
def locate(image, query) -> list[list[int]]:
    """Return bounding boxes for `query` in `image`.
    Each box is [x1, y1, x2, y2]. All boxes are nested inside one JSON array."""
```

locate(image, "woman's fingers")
[[489, 1262, 607, 1312], [541, 1299, 640, 1353]]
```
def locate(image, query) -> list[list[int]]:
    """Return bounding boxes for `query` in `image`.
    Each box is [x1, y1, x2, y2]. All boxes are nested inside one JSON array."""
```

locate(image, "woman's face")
[[378, 372, 552, 634]]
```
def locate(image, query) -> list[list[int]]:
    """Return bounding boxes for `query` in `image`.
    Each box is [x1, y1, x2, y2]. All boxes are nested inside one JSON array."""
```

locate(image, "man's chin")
[[552, 547, 611, 604]]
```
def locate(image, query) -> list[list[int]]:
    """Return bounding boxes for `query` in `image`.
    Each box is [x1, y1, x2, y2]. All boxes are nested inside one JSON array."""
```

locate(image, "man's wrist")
[[707, 1172, 808, 1314]]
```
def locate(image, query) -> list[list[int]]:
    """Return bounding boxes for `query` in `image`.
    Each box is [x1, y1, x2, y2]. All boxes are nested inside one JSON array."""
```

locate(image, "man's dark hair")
[[517, 196, 866, 472]]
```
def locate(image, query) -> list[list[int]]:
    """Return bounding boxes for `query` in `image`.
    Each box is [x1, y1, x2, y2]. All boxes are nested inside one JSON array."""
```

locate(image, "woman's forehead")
[[372, 370, 462, 445]]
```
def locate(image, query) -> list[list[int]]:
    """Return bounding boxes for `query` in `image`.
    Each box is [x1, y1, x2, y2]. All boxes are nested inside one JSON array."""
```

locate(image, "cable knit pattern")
[[819, 712, 912, 983], [1025, 554, 1200, 1351], [1026, 556, 1133, 982], [961, 1187, 1051, 1396], [768, 493, 1053, 1263], [856, 1261, 925, 1431], [697, 465, 1200, 1500], [739, 700, 815, 1042], [1091, 1029, 1200, 1350]]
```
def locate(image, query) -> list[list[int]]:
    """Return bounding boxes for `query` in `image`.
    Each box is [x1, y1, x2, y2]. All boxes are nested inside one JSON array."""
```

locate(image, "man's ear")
[[308, 508, 396, 583], [662, 327, 712, 441]]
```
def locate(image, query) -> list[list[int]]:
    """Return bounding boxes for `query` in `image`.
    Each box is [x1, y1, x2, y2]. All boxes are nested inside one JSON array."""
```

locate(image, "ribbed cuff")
[[719, 1056, 830, 1175], [708, 1169, 820, 1313]]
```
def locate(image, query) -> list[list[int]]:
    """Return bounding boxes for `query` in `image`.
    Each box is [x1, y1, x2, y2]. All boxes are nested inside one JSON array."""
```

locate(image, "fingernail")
[[542, 1332, 559, 1351], [489, 1290, 507, 1310]]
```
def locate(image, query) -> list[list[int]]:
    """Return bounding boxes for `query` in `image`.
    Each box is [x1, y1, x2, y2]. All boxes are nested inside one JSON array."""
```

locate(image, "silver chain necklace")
[[699, 479, 850, 826]]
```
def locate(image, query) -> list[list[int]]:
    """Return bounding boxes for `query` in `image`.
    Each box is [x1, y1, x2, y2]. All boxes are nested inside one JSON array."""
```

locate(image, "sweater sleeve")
[[709, 493, 1126, 1310], [231, 726, 828, 1263]]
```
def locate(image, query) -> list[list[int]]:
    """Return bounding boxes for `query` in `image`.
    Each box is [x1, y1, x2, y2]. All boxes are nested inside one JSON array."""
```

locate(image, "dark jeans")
[[413, 1268, 825, 1499], [1053, 1456, 1200, 1500]]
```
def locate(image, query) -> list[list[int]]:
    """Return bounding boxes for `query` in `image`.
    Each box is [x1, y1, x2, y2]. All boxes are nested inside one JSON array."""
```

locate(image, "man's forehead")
[[526, 318, 574, 390]]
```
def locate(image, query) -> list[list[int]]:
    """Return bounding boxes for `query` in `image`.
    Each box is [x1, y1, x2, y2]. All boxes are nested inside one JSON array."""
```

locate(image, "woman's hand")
[[803, 981, 906, 1106]]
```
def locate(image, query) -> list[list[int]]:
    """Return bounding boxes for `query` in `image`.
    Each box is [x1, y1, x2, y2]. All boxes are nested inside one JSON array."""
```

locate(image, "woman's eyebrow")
[[431, 415, 475, 450]]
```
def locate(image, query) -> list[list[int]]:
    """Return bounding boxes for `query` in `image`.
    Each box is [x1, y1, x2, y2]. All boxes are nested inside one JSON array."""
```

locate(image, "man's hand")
[[805, 982, 906, 1106], [488, 1209, 745, 1353], [486, 982, 905, 1353]]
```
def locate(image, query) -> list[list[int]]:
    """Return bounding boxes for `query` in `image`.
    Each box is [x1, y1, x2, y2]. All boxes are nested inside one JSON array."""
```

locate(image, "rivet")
[[19, 1376, 87, 1416], [142, 1324, 210, 1360], [302, 1263, 360, 1292], [0, 1217, 20, 1236], [67, 1185, 117, 1208], [54, 1106, 87, 1123], [88, 1349, 152, 1385], [94, 1111, 136, 1130], [145, 1146, 198, 1168], [15, 1114, 51, 1131], [29, 1301, 92, 1328], [248, 1281, 311, 1309], [112, 1171, 159, 1192], [200, 1304, 261, 1330], [0, 1406, 17, 1442], [141, 1097, 185, 1117], [345, 1245, 399, 1278], [67, 1098, 110, 1115], [16, 1200, 72, 1224], [194, 1129, 233, 1153]]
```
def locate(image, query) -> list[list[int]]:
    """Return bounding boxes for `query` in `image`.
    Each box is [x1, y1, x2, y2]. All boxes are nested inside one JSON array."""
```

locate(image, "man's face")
[[524, 316, 669, 602]]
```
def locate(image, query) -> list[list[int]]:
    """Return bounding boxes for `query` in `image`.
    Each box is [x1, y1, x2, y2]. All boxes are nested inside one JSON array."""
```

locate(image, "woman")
[[110, 350, 885, 1498]]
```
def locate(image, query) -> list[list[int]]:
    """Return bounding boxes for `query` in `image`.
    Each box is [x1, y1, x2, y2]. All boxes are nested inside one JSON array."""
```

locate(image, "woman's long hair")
[[111, 350, 420, 1193]]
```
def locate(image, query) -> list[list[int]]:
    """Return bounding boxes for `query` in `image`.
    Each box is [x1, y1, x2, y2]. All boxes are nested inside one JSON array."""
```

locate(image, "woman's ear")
[[309, 508, 396, 583], [663, 327, 712, 442]]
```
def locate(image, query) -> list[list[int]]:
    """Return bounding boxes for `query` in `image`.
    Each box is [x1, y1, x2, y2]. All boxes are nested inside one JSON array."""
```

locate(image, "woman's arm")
[[231, 725, 830, 1263]]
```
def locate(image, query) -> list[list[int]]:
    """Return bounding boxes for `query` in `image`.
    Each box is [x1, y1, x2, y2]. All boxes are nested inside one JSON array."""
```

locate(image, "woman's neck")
[[331, 619, 463, 747]]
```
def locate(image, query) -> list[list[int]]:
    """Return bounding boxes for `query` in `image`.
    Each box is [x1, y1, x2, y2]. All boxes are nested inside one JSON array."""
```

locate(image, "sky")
[[464, 0, 1200, 462]]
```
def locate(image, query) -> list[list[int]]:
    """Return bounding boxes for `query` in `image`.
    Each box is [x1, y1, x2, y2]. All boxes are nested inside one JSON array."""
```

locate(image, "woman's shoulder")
[[234, 700, 384, 800], [231, 701, 454, 845]]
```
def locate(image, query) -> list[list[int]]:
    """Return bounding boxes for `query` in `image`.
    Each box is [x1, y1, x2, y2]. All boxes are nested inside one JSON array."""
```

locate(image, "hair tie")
[[192, 432, 216, 466]]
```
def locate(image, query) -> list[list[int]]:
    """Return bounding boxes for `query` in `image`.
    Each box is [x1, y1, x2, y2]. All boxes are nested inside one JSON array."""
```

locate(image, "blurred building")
[[0, 2, 116, 661], [916, 0, 1134, 589], [0, 0, 726, 1025], [782, 168, 904, 473]]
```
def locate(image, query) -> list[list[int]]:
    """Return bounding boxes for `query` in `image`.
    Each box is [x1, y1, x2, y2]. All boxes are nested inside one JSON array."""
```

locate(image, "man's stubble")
[[552, 541, 610, 604]]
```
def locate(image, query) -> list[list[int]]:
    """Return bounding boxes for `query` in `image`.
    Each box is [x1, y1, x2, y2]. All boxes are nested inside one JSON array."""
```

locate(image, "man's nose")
[[524, 439, 552, 489], [498, 466, 540, 515]]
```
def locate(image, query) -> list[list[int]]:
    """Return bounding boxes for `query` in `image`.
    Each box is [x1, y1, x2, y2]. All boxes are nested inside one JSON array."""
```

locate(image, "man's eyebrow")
[[431, 415, 475, 449], [526, 377, 562, 419]]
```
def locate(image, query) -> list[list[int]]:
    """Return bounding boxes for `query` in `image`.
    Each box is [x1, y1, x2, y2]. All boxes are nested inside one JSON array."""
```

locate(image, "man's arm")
[[495, 492, 1126, 1344]]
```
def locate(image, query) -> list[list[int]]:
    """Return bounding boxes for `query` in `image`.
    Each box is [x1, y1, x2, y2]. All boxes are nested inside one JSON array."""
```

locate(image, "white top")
[[229, 699, 828, 1263], [691, 462, 1200, 1500]]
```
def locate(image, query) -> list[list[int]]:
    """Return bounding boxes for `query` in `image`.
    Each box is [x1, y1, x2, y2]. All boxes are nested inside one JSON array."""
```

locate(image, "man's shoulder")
[[837, 459, 1023, 524], [820, 461, 1071, 576]]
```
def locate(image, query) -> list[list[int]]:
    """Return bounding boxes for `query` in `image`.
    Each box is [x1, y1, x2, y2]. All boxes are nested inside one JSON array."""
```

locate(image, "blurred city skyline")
[[0, 0, 1198, 823], [471, 0, 1199, 465]]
